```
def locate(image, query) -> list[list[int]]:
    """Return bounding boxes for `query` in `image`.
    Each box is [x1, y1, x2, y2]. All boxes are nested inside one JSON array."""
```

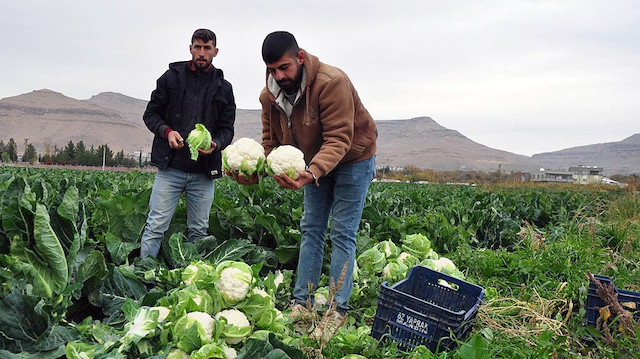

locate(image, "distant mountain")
[[532, 134, 640, 176], [375, 117, 540, 173], [0, 89, 151, 155], [0, 89, 263, 157], [1, 89, 638, 175]]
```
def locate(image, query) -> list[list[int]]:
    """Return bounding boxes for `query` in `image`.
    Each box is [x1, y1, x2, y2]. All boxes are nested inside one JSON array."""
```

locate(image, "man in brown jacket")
[[229, 31, 377, 338], [261, 31, 377, 338]]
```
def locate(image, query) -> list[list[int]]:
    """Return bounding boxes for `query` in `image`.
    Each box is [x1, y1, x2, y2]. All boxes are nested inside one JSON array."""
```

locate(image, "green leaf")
[[0, 286, 47, 350], [2, 176, 34, 240], [190, 343, 226, 359], [167, 232, 198, 268], [51, 185, 86, 274], [10, 203, 68, 298], [66, 341, 99, 359], [273, 245, 299, 265], [76, 250, 109, 288], [106, 232, 138, 264], [204, 238, 256, 266], [236, 333, 305, 359], [90, 264, 147, 319], [456, 332, 490, 359]]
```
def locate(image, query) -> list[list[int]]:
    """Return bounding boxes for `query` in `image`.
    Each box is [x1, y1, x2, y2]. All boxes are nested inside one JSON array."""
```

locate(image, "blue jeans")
[[293, 156, 376, 311], [140, 167, 214, 258]]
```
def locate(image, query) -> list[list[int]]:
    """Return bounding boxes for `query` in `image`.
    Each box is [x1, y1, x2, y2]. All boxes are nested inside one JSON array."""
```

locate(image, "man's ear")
[[213, 47, 219, 57], [297, 50, 305, 64]]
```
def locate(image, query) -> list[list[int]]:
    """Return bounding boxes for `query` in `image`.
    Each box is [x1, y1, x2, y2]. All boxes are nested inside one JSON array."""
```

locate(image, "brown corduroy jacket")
[[259, 50, 377, 179]]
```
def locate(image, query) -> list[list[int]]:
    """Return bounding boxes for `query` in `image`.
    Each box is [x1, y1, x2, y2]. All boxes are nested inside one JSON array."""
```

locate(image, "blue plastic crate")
[[585, 274, 640, 327], [371, 266, 485, 352]]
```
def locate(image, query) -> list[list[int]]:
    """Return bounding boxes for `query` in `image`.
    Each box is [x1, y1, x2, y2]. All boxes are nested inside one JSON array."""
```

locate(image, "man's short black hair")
[[192, 29, 217, 46], [262, 31, 299, 64]]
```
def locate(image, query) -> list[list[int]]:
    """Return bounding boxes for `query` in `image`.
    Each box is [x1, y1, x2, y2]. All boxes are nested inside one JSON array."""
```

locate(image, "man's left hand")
[[198, 141, 217, 156], [273, 170, 314, 190]]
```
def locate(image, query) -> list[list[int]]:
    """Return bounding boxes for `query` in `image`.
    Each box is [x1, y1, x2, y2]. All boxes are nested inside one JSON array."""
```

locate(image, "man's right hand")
[[167, 130, 184, 149], [225, 170, 259, 186]]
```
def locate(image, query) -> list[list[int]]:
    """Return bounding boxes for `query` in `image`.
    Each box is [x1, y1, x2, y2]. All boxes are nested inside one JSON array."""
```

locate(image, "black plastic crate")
[[371, 266, 485, 352], [585, 274, 640, 327]]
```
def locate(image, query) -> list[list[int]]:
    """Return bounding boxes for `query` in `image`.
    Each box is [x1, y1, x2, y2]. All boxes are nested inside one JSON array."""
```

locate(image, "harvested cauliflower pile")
[[266, 145, 306, 180]]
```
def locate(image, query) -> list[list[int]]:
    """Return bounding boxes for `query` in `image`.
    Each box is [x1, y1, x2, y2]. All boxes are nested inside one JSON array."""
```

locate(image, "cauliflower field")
[[1, 166, 639, 358]]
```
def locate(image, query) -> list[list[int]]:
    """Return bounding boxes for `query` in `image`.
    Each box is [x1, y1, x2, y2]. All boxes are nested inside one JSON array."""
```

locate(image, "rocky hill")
[[532, 134, 640, 176], [0, 89, 151, 155], [374, 117, 540, 173], [1, 89, 638, 175]]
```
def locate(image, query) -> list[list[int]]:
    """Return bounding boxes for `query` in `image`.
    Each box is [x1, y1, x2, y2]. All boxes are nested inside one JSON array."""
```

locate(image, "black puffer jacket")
[[143, 61, 236, 179]]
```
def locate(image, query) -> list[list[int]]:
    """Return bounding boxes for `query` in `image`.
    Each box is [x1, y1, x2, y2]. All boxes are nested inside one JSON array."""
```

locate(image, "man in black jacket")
[[140, 28, 236, 258]]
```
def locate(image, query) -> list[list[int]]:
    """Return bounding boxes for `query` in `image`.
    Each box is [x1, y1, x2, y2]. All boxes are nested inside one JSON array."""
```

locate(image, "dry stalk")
[[517, 222, 546, 250], [315, 261, 349, 351], [587, 271, 638, 340], [477, 288, 572, 347], [622, 233, 633, 253], [601, 257, 619, 273], [305, 281, 316, 313], [291, 282, 319, 337], [301, 347, 324, 359]]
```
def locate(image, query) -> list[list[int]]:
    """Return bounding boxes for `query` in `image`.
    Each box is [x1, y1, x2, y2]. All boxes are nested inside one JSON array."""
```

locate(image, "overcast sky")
[[1, 0, 639, 156]]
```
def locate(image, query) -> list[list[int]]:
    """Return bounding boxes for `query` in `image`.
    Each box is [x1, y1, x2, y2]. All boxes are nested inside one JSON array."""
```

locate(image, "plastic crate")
[[371, 266, 485, 352], [585, 274, 640, 327]]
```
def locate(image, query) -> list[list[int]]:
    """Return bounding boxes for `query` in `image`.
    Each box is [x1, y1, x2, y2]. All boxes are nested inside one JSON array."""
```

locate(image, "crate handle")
[[438, 279, 460, 291]]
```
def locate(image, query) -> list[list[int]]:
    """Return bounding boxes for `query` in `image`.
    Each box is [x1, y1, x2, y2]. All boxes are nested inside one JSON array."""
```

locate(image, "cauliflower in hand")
[[223, 137, 266, 179], [266, 145, 306, 179], [186, 123, 212, 161]]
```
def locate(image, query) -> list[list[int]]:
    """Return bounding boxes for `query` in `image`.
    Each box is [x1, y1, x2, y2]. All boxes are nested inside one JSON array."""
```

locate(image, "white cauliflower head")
[[215, 309, 250, 327], [223, 137, 265, 178], [432, 256, 465, 279], [223, 345, 238, 359], [273, 270, 284, 288], [172, 311, 216, 353], [165, 348, 190, 359], [187, 311, 215, 341], [266, 145, 306, 179], [252, 287, 269, 298], [433, 257, 456, 272], [215, 261, 253, 305], [215, 309, 252, 345], [149, 306, 170, 322]]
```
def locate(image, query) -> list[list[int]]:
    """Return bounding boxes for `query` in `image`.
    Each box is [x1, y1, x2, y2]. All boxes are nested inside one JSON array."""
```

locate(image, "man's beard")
[[194, 58, 211, 71], [277, 65, 303, 93]]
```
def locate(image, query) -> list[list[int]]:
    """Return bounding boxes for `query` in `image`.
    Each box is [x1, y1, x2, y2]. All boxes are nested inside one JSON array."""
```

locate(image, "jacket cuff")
[[212, 139, 221, 152], [162, 126, 172, 139], [306, 164, 322, 187]]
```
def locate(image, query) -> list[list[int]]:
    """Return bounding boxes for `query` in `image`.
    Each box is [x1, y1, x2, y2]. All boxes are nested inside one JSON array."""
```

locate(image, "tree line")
[[0, 138, 142, 168]]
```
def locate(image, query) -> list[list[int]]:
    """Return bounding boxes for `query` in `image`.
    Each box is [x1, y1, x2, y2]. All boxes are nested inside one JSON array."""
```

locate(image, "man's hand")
[[225, 169, 259, 186], [198, 141, 217, 156], [167, 131, 184, 149], [273, 170, 314, 190]]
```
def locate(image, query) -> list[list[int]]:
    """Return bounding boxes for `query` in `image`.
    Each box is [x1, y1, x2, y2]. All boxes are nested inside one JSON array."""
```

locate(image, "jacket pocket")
[[341, 138, 373, 163]]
